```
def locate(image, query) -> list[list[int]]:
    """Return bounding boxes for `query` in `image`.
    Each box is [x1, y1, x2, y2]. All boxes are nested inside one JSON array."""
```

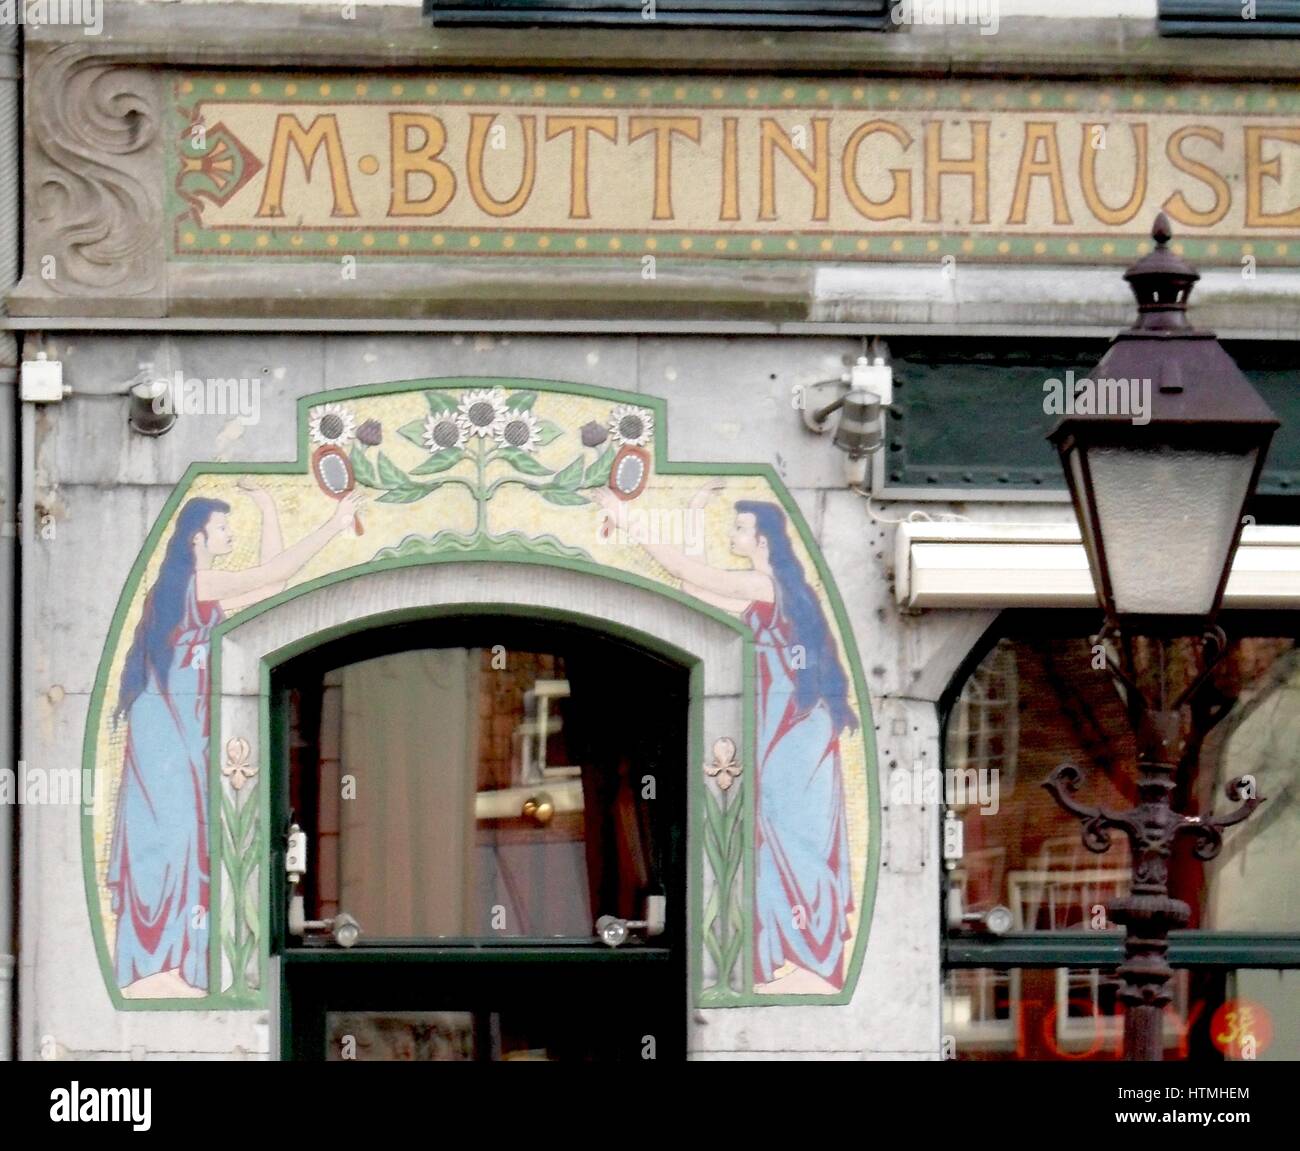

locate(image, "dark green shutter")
[[1159, 0, 1300, 37], [423, 0, 893, 29]]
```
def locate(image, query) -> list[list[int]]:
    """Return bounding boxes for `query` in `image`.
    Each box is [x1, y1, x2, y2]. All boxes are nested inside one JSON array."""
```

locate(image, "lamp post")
[[1042, 214, 1279, 1062]]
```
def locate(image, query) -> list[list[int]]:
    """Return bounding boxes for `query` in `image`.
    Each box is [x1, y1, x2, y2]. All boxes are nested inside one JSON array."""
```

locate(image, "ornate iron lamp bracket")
[[1040, 628, 1266, 1059]]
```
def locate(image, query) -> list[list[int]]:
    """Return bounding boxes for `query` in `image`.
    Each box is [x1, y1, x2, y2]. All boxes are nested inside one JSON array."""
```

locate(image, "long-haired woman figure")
[[592, 481, 856, 994], [110, 479, 364, 997]]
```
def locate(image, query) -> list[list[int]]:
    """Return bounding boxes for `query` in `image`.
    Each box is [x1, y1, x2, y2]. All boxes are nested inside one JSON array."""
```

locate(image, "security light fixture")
[[128, 366, 176, 437], [803, 342, 892, 489]]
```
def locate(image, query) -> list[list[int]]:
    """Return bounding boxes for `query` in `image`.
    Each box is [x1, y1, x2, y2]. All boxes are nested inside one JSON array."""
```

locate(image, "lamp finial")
[[1151, 211, 1172, 247]]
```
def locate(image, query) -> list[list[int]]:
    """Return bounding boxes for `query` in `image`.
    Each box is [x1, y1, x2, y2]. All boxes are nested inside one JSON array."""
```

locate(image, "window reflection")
[[945, 631, 1300, 934], [323, 1007, 641, 1062], [944, 968, 1298, 1061], [287, 643, 671, 941]]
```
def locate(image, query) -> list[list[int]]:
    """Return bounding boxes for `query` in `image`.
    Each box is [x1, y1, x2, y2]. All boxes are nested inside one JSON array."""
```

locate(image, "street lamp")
[[1043, 214, 1279, 1062]]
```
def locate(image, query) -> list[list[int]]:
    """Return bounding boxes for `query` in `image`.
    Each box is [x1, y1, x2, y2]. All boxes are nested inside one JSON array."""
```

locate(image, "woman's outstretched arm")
[[680, 579, 751, 615], [646, 542, 773, 603], [239, 477, 284, 563], [196, 491, 364, 608], [234, 478, 288, 602], [591, 485, 773, 604]]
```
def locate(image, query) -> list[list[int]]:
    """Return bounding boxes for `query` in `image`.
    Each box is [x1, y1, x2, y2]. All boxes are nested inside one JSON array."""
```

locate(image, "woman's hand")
[[588, 485, 619, 515], [690, 478, 724, 511], [330, 491, 367, 533], [237, 475, 276, 504]]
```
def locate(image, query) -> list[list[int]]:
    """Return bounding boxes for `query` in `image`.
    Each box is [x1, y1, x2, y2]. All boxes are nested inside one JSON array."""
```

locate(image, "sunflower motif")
[[457, 388, 508, 440], [497, 409, 543, 454], [423, 411, 467, 454], [608, 404, 653, 447], [309, 403, 357, 448]]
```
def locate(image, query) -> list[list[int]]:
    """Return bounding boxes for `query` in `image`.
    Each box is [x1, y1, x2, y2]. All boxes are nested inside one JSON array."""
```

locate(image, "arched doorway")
[[271, 615, 690, 1061]]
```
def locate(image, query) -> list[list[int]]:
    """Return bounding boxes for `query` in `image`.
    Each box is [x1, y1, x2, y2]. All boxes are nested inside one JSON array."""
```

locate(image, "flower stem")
[[485, 476, 546, 499], [475, 437, 487, 536]]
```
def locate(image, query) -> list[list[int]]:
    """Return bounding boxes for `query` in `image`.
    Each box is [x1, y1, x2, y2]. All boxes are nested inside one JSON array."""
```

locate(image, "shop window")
[[942, 613, 1300, 1061], [948, 638, 1019, 799], [423, 0, 893, 29], [1159, 0, 1300, 37], [275, 618, 689, 1060], [944, 967, 1017, 1051], [286, 639, 673, 940]]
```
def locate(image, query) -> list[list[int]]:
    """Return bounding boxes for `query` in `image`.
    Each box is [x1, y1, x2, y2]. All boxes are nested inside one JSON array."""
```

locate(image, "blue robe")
[[749, 599, 854, 989], [108, 575, 219, 991]]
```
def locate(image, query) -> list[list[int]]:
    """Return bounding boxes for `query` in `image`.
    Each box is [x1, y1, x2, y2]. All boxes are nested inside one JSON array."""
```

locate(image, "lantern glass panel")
[[1082, 444, 1257, 618]]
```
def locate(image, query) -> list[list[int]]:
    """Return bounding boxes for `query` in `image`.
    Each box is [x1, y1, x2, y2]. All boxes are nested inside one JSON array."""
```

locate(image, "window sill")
[[945, 931, 1300, 968]]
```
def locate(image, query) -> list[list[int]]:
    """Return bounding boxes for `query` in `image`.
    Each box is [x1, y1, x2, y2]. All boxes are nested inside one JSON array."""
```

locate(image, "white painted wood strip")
[[897, 523, 1300, 609]]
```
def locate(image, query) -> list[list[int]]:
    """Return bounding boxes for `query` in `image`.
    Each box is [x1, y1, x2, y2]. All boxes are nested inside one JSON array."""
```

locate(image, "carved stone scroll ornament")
[[22, 44, 163, 299]]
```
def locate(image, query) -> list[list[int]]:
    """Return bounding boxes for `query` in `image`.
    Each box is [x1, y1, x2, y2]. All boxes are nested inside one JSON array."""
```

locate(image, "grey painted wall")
[[20, 331, 1045, 1059]]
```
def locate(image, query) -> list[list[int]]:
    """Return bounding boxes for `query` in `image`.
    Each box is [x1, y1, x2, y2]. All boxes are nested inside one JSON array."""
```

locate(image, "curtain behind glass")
[[567, 652, 660, 925], [337, 648, 477, 937]]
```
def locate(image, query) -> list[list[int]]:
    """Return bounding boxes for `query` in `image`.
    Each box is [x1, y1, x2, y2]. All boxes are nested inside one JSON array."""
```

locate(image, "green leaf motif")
[[505, 391, 537, 413], [535, 420, 564, 446], [541, 489, 589, 507], [398, 419, 428, 449], [496, 446, 553, 476], [582, 445, 615, 488], [410, 448, 466, 475], [424, 391, 459, 417], [374, 529, 593, 562], [376, 451, 409, 489], [377, 485, 433, 504], [550, 455, 585, 491], [349, 445, 380, 489]]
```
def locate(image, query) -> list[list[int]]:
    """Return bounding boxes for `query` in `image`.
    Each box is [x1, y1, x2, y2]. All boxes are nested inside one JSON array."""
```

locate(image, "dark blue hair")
[[115, 497, 230, 719], [735, 500, 857, 735]]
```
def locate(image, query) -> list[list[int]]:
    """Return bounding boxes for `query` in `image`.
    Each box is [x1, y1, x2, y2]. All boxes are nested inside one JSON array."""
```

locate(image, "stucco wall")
[[17, 331, 1038, 1059]]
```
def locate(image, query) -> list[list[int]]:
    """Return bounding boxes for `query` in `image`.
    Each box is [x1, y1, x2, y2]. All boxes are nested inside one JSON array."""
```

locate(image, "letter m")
[[949, 766, 980, 806], [1099, 377, 1128, 417], [257, 114, 359, 218], [101, 1089, 130, 1123]]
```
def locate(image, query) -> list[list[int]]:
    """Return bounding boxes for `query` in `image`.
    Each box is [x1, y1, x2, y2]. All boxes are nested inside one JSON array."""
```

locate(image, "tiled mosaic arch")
[[82, 378, 879, 1010]]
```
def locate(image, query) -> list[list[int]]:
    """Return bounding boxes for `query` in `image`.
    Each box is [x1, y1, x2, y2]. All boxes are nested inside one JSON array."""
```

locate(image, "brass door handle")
[[521, 794, 555, 826]]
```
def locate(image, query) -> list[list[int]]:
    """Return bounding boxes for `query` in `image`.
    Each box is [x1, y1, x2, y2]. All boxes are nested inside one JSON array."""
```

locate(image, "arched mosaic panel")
[[81, 378, 879, 1009]]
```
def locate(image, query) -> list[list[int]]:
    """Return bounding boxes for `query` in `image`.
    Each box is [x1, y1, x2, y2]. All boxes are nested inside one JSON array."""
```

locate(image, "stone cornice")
[[26, 8, 1300, 82], [10, 8, 1300, 325]]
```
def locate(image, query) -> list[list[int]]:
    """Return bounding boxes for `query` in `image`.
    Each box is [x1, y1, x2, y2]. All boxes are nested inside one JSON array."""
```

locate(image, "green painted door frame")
[[269, 614, 691, 1062]]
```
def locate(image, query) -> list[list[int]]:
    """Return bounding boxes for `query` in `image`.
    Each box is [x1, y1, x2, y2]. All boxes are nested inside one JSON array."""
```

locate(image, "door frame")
[[269, 614, 693, 1061], [210, 560, 751, 1040]]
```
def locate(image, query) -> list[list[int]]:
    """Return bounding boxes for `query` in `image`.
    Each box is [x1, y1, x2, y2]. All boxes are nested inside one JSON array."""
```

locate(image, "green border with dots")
[[82, 377, 880, 1015], [167, 73, 1300, 267]]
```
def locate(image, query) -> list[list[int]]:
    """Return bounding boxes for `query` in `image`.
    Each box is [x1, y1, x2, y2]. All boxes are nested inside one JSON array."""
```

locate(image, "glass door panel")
[[275, 619, 688, 1062]]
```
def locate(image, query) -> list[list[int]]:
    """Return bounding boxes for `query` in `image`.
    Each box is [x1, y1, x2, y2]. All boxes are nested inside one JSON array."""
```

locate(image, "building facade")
[[2, 0, 1299, 1061]]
